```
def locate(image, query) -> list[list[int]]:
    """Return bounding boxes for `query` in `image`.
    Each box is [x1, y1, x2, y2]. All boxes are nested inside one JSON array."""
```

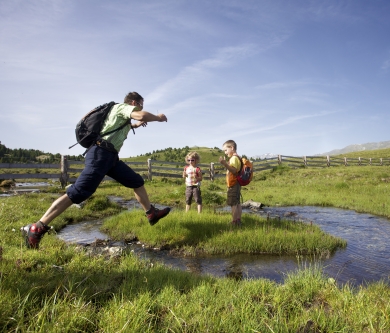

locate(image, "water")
[[56, 219, 108, 245], [14, 182, 54, 187], [0, 182, 54, 196], [57, 203, 390, 286]]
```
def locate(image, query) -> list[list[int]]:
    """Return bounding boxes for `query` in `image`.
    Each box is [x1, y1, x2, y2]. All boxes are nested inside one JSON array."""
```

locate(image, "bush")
[[202, 190, 225, 205]]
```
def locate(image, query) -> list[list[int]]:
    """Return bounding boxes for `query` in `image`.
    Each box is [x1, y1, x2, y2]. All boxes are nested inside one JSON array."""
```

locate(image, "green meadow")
[[0, 147, 389, 332]]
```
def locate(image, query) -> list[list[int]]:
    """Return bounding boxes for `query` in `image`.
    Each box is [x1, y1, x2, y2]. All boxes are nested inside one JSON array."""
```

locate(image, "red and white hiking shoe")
[[231, 219, 242, 227], [21, 222, 51, 249], [146, 205, 171, 226]]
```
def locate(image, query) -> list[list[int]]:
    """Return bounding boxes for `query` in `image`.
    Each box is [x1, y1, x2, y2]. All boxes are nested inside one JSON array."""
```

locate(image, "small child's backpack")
[[237, 157, 253, 186], [69, 101, 134, 152]]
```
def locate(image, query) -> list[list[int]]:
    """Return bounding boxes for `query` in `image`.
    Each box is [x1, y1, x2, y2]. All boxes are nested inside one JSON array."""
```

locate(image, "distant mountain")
[[251, 153, 279, 160], [318, 140, 390, 156]]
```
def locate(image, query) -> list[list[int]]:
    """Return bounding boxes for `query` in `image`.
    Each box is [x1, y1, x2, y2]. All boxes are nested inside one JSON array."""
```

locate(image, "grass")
[[1, 253, 389, 331], [251, 164, 390, 218], [102, 209, 346, 256], [334, 147, 390, 159], [1, 149, 390, 332]]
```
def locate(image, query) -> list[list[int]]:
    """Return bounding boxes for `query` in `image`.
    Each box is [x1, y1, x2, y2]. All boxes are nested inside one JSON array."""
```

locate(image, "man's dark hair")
[[124, 92, 144, 104]]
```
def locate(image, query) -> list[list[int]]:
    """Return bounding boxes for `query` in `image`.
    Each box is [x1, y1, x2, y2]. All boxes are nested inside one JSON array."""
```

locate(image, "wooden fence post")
[[358, 157, 361, 166], [210, 162, 215, 181], [147, 159, 152, 181], [278, 155, 282, 165], [60, 155, 69, 188], [344, 157, 348, 166], [380, 158, 383, 166], [303, 156, 307, 167], [369, 158, 372, 166], [326, 155, 330, 167]]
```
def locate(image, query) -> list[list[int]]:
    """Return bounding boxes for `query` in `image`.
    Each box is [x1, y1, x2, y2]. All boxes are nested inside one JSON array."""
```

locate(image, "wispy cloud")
[[382, 57, 390, 71], [256, 80, 311, 90], [146, 44, 259, 105], [304, 1, 363, 24], [215, 109, 341, 139]]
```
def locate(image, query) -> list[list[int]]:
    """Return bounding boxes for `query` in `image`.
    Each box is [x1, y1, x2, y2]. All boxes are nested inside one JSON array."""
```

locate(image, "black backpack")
[[69, 101, 134, 152]]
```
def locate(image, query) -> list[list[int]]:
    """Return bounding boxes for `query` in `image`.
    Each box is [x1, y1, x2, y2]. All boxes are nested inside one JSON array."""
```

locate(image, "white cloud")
[[382, 58, 390, 71], [146, 44, 259, 105]]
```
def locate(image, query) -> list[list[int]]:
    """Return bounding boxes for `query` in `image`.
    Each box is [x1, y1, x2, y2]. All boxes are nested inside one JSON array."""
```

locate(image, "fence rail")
[[1, 154, 389, 188]]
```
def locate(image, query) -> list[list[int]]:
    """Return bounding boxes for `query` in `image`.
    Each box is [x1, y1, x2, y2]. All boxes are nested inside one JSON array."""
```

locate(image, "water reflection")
[[57, 219, 107, 245], [57, 204, 390, 287]]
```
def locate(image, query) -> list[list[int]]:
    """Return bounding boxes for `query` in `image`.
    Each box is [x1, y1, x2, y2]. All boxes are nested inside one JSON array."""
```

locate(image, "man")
[[21, 92, 170, 249]]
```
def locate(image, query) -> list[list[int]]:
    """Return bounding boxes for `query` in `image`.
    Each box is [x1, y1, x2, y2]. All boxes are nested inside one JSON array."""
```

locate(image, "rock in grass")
[[241, 200, 265, 210]]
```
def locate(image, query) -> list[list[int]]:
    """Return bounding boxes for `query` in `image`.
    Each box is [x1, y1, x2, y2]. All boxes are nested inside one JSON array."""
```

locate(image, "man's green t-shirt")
[[100, 103, 137, 153]]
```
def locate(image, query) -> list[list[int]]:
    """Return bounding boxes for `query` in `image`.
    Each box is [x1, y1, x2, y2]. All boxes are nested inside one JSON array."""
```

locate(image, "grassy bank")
[[1, 242, 389, 332], [103, 210, 346, 256], [1, 159, 390, 331], [254, 164, 390, 218]]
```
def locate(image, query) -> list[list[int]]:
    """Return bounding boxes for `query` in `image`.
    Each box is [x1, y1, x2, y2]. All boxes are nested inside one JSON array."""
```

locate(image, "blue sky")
[[1, 0, 389, 158]]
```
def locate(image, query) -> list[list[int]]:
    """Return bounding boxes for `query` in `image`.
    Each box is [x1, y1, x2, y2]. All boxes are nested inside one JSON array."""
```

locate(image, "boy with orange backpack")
[[219, 140, 243, 226]]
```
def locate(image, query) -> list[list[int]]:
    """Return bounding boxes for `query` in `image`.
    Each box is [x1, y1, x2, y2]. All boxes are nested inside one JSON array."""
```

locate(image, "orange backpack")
[[236, 157, 253, 186]]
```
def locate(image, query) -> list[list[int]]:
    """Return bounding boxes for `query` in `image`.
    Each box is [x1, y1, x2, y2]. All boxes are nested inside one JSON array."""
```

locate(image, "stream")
[[57, 198, 390, 287]]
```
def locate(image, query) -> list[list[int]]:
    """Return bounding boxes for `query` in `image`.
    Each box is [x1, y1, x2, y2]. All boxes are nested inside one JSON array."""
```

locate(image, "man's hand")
[[130, 111, 168, 123], [157, 114, 168, 122], [133, 121, 147, 128]]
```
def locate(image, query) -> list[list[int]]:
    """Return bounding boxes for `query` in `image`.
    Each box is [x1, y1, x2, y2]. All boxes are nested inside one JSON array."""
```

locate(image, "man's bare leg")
[[40, 194, 74, 225], [133, 185, 151, 211], [21, 194, 73, 248]]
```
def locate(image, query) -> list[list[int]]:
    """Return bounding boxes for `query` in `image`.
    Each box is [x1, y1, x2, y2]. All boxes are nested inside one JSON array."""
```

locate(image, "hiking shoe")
[[231, 219, 242, 227], [146, 205, 171, 226], [20, 222, 51, 249]]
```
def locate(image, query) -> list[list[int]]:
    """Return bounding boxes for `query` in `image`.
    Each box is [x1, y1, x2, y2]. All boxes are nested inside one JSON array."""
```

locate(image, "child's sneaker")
[[20, 222, 51, 249], [231, 219, 242, 227], [146, 205, 171, 225]]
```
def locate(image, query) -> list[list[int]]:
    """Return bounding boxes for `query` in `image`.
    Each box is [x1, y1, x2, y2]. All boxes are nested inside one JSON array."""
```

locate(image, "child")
[[183, 152, 203, 213], [219, 140, 242, 226]]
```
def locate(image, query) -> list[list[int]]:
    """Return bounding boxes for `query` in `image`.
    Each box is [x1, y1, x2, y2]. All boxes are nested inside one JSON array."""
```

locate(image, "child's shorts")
[[186, 186, 202, 205], [227, 182, 241, 206]]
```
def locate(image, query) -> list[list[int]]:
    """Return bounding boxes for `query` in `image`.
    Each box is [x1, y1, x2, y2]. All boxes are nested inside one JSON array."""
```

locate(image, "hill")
[[333, 147, 390, 159], [2, 142, 389, 165], [123, 146, 226, 164], [319, 140, 390, 156], [0, 143, 83, 164]]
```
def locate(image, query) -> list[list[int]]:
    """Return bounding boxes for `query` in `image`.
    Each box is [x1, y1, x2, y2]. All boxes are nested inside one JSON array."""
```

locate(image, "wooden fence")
[[1, 155, 389, 188]]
